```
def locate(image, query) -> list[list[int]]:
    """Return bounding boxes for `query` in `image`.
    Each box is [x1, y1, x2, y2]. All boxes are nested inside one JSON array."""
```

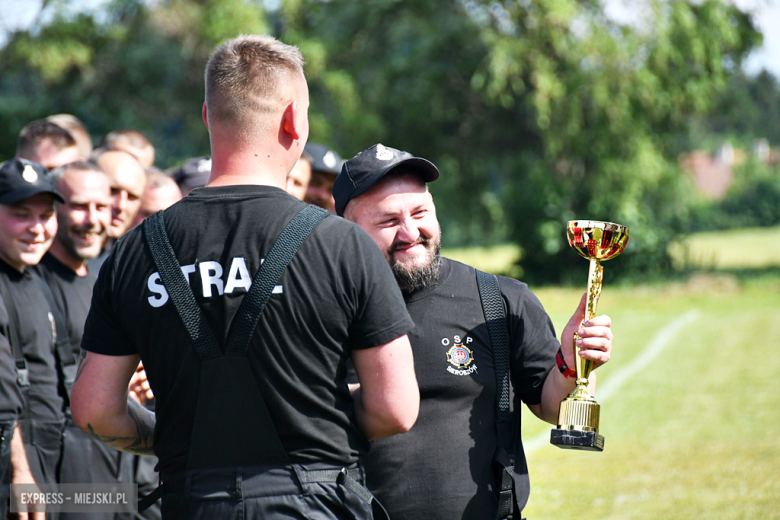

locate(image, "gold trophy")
[[550, 220, 629, 451]]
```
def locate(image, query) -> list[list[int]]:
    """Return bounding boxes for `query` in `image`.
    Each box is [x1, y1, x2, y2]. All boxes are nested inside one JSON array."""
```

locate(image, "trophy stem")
[[575, 258, 603, 382]]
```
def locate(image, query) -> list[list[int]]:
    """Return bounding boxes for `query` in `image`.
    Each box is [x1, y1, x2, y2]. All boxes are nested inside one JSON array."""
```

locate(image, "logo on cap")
[[323, 151, 338, 169], [375, 144, 394, 161], [22, 164, 38, 184]]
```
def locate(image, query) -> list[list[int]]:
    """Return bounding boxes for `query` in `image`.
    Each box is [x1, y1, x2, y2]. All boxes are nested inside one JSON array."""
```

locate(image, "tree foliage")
[[0, 0, 763, 283]]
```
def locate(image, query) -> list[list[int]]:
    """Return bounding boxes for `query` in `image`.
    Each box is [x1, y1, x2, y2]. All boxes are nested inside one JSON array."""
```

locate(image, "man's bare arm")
[[70, 351, 155, 455], [527, 293, 613, 424], [351, 334, 419, 440]]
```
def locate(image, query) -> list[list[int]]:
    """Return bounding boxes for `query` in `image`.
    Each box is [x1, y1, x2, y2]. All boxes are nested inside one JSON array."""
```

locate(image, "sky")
[[1, 0, 779, 78], [603, 0, 780, 78]]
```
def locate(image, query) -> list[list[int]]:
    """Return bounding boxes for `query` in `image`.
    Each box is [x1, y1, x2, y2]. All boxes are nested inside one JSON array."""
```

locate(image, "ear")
[[202, 103, 209, 130], [281, 101, 300, 140]]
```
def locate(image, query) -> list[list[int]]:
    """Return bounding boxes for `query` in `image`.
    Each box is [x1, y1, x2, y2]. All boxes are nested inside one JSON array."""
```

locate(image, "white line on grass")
[[522, 308, 701, 453]]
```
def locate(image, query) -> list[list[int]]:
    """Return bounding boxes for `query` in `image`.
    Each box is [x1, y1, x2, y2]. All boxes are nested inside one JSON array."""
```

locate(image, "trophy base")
[[550, 429, 605, 451]]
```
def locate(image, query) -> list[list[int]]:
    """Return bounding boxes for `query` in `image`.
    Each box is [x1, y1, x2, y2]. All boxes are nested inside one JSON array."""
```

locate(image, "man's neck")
[[206, 136, 297, 190], [47, 241, 87, 277]]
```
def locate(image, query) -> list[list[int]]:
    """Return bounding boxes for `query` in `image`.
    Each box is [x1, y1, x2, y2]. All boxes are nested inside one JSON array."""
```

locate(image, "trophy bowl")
[[567, 221, 629, 262]]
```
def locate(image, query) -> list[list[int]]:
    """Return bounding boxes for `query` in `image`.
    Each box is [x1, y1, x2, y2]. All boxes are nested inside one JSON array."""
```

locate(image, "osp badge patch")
[[446, 344, 478, 376]]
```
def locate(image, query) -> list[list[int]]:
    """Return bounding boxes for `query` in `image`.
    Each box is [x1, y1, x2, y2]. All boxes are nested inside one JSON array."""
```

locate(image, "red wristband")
[[556, 347, 577, 379]]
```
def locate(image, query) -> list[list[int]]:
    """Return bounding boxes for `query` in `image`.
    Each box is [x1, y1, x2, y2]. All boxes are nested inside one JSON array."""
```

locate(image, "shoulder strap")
[[144, 211, 223, 360], [226, 204, 329, 355], [0, 275, 30, 424], [475, 270, 511, 449], [0, 275, 29, 391], [32, 273, 78, 404], [475, 269, 518, 520]]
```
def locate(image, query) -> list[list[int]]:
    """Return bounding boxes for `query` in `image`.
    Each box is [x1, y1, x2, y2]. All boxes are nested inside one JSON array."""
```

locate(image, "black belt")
[[140, 462, 387, 518]]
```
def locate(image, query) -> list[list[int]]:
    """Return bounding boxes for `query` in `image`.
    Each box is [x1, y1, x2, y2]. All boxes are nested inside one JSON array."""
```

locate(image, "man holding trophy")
[[336, 144, 619, 520]]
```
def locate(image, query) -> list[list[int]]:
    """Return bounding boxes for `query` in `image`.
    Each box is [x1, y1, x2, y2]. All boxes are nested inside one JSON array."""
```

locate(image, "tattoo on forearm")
[[74, 349, 89, 383], [86, 398, 156, 455]]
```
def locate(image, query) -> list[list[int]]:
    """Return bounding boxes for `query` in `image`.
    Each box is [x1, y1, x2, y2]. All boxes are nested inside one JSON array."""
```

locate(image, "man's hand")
[[10, 424, 45, 520], [528, 293, 614, 425], [560, 292, 613, 371], [128, 362, 154, 405]]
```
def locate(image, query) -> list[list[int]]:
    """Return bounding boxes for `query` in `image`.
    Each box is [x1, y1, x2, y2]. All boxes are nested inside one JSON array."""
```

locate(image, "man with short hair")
[[92, 149, 147, 239], [32, 162, 131, 520], [100, 129, 156, 169], [0, 158, 67, 515], [130, 171, 183, 228], [71, 35, 419, 519], [17, 119, 81, 170], [46, 114, 93, 159], [336, 144, 614, 520], [303, 142, 342, 213]]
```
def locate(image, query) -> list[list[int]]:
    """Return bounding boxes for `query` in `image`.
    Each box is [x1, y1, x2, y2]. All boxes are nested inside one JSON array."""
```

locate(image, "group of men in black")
[[1, 34, 615, 520]]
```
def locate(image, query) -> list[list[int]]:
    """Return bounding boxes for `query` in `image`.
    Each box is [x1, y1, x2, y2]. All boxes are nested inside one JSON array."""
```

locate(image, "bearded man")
[[335, 144, 614, 520]]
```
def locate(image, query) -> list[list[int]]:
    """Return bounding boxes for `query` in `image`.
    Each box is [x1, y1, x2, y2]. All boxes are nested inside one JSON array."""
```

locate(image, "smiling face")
[[344, 171, 442, 292], [96, 150, 146, 238], [0, 193, 58, 271], [52, 168, 111, 269]]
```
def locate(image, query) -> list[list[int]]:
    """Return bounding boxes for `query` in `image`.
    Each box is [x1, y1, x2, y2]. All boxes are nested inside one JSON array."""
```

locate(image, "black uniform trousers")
[[59, 416, 136, 520], [159, 462, 374, 520], [0, 420, 15, 518]]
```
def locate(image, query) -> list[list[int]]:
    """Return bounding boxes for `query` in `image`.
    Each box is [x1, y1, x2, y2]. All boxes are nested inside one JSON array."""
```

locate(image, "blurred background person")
[[285, 155, 311, 201], [100, 129, 156, 169], [46, 114, 93, 160], [17, 119, 81, 171], [130, 170, 182, 227], [0, 158, 65, 502], [32, 161, 132, 520], [92, 148, 147, 239], [303, 142, 342, 213], [169, 155, 210, 196]]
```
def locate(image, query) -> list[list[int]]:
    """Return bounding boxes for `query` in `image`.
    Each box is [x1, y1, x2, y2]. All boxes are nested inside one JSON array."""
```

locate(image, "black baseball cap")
[[303, 143, 342, 176], [0, 158, 64, 205], [170, 156, 211, 191], [333, 143, 439, 216]]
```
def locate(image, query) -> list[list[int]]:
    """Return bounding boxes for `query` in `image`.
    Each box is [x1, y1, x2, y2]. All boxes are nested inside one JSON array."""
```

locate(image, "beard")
[[388, 229, 442, 294]]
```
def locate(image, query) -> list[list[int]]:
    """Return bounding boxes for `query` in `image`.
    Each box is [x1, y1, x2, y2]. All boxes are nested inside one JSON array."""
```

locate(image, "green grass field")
[[443, 230, 780, 518], [669, 226, 780, 270], [518, 279, 780, 519]]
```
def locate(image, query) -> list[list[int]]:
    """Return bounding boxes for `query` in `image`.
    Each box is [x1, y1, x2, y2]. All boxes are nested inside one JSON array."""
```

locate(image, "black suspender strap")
[[475, 270, 517, 520], [226, 205, 330, 355], [33, 274, 78, 404], [144, 211, 223, 360], [0, 275, 30, 394]]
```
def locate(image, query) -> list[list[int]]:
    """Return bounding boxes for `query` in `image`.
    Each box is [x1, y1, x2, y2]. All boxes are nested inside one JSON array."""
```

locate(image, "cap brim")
[[0, 187, 65, 205]]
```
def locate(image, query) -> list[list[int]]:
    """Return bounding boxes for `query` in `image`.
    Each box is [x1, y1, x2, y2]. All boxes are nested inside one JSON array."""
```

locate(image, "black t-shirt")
[[32, 253, 97, 406], [0, 260, 65, 422], [0, 267, 23, 422], [33, 253, 96, 358], [361, 257, 558, 520], [81, 185, 414, 475]]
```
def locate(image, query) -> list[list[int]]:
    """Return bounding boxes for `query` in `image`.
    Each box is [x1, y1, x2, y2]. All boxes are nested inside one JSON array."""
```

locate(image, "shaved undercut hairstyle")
[[205, 34, 305, 136], [17, 119, 77, 159], [46, 114, 93, 158]]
